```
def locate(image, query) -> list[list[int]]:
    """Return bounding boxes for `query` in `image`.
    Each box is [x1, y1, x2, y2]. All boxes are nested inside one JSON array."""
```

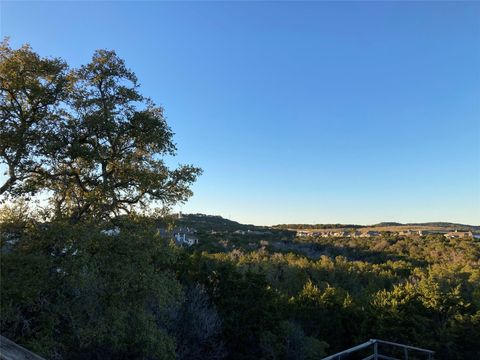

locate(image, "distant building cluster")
[[172, 226, 199, 246], [102, 225, 200, 247], [296, 230, 381, 238], [444, 230, 478, 239], [295, 229, 480, 239]]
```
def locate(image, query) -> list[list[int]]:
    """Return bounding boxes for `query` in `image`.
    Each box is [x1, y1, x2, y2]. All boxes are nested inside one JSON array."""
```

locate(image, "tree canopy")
[[1, 40, 201, 222]]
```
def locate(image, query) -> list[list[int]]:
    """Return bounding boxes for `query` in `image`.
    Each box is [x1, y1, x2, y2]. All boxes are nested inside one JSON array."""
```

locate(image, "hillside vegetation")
[[4, 209, 479, 360], [176, 213, 267, 232], [181, 224, 480, 359]]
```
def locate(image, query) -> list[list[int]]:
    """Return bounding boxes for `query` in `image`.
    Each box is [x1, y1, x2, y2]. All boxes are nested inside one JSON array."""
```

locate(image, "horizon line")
[[174, 213, 480, 228]]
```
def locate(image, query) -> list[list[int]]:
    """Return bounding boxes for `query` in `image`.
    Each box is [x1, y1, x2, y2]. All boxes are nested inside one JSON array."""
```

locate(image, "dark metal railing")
[[321, 338, 434, 360], [0, 335, 47, 360]]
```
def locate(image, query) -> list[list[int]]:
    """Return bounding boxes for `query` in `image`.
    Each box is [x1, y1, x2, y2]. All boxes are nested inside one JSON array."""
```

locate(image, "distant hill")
[[274, 222, 479, 232], [374, 222, 403, 227], [176, 214, 480, 233], [375, 222, 480, 231], [406, 222, 480, 230], [176, 213, 267, 232]]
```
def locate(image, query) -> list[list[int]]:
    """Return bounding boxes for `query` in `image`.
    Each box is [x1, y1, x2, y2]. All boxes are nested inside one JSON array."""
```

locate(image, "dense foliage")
[[181, 231, 480, 359], [0, 40, 201, 222], [2, 205, 479, 359]]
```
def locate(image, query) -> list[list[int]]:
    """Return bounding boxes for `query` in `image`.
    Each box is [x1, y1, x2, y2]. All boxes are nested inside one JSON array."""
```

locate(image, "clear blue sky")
[[1, 1, 479, 225]]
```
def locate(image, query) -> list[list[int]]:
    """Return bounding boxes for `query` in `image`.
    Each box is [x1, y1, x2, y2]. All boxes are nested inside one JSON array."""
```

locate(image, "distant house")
[[332, 231, 350, 237], [444, 231, 473, 239], [360, 231, 379, 238], [158, 226, 199, 246], [174, 232, 198, 246], [101, 227, 120, 236], [297, 231, 310, 237]]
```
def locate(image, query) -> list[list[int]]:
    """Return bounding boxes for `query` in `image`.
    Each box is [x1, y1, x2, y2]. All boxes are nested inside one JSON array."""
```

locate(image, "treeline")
[[375, 222, 479, 231]]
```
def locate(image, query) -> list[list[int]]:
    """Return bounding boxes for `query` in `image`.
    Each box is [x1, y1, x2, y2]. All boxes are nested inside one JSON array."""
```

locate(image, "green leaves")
[[0, 40, 70, 197], [0, 40, 201, 222], [1, 218, 183, 359]]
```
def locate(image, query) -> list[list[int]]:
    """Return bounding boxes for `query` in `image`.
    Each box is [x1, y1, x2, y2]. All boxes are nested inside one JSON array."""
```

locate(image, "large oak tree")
[[0, 41, 201, 222]]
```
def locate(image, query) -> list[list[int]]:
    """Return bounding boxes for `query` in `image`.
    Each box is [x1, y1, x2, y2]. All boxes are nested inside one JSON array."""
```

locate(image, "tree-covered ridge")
[[176, 213, 267, 232], [273, 222, 479, 232]]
